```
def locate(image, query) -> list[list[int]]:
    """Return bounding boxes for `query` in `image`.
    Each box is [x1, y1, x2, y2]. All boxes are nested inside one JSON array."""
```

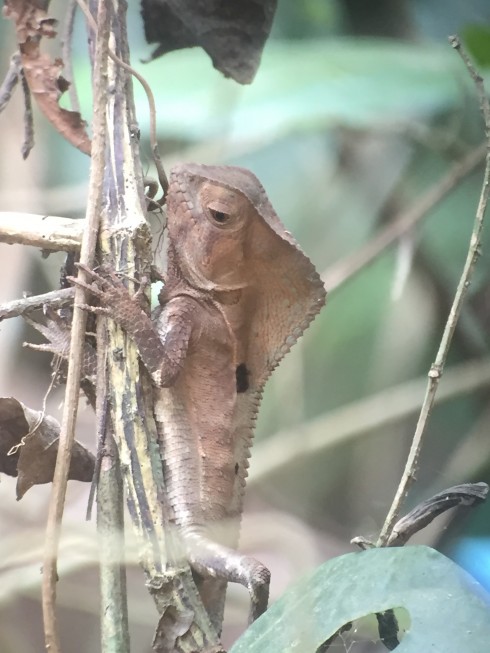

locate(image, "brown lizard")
[[71, 163, 326, 633]]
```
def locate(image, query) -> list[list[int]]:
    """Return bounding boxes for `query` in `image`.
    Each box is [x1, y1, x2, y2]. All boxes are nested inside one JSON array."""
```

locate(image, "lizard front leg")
[[69, 264, 191, 386]]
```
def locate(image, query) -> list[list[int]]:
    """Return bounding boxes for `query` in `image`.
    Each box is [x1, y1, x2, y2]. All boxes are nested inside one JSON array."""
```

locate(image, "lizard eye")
[[209, 208, 232, 225]]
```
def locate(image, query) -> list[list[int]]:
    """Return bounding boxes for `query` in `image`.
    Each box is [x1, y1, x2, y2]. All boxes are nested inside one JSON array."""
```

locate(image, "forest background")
[[2, 0, 490, 651]]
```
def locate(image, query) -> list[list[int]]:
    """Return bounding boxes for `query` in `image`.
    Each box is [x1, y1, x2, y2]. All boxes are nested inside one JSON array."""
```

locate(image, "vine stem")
[[377, 36, 490, 546]]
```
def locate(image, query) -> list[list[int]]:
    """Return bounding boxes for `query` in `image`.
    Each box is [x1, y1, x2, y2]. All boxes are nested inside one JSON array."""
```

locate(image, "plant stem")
[[377, 36, 490, 546]]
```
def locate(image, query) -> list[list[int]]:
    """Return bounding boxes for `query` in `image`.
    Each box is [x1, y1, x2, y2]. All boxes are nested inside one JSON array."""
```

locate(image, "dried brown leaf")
[[4, 0, 91, 154], [0, 397, 95, 499]]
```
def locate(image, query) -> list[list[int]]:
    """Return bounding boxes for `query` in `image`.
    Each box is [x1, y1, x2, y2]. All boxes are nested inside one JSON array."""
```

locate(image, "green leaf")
[[72, 40, 470, 144], [463, 24, 490, 68], [230, 546, 490, 652]]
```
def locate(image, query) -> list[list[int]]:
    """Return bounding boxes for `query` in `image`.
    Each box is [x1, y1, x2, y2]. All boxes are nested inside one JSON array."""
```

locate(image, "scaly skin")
[[73, 164, 326, 634]]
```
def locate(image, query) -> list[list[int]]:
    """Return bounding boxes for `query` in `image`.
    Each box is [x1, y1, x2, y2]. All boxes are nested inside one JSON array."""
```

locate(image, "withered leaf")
[[0, 397, 95, 500], [140, 0, 278, 84], [4, 0, 91, 154]]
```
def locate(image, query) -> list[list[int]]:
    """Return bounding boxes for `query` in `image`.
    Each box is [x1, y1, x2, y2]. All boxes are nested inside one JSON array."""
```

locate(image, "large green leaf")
[[230, 546, 490, 652], [72, 40, 470, 143]]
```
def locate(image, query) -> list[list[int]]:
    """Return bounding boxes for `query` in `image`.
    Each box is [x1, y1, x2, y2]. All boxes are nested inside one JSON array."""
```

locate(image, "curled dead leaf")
[[0, 397, 95, 499], [4, 0, 91, 154]]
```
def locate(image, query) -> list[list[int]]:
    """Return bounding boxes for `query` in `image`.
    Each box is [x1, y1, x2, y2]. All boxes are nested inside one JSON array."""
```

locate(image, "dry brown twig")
[[41, 1, 109, 650], [19, 61, 34, 159], [377, 36, 490, 546]]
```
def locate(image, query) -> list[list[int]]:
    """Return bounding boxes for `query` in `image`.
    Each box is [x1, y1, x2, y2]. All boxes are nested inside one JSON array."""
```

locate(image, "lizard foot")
[[67, 264, 149, 332], [183, 529, 270, 628], [23, 308, 97, 382], [23, 308, 71, 358]]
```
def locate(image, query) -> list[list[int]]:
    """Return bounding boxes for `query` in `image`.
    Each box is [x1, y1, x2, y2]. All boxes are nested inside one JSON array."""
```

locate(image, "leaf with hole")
[[230, 545, 490, 652]]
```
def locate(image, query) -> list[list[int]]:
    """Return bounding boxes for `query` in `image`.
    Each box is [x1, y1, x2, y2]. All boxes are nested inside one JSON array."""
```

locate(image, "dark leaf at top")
[[140, 0, 278, 84]]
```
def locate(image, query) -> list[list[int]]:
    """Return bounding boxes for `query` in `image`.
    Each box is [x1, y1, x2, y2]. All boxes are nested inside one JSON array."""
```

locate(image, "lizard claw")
[[70, 263, 131, 295], [133, 275, 151, 306], [23, 341, 65, 354], [76, 262, 123, 284], [67, 274, 107, 300], [75, 303, 111, 316]]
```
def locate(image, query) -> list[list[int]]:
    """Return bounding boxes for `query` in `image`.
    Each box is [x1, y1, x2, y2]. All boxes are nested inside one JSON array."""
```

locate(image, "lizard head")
[[167, 170, 254, 290], [167, 163, 327, 386]]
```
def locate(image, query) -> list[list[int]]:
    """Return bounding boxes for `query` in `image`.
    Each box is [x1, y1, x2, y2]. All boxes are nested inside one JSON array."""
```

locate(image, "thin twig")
[[322, 143, 486, 292], [41, 0, 109, 650], [61, 0, 81, 114], [19, 63, 34, 159], [377, 36, 490, 546], [0, 51, 21, 113], [0, 288, 74, 321], [76, 0, 168, 199]]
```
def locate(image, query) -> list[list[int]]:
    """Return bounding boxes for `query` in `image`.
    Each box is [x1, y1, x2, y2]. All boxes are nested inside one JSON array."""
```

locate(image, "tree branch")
[[96, 318, 130, 653], [61, 0, 81, 114], [0, 212, 83, 251], [0, 288, 74, 321]]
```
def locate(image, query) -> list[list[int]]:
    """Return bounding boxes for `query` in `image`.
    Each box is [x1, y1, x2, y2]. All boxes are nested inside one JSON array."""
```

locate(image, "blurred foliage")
[[2, 0, 490, 652]]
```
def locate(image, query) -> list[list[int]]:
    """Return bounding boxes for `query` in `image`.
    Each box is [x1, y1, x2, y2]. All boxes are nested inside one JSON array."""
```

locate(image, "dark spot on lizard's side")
[[235, 463, 239, 475], [236, 363, 250, 393]]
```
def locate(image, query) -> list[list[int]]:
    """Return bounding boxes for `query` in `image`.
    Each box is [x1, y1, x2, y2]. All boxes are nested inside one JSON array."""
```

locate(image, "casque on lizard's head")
[[167, 163, 327, 387]]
